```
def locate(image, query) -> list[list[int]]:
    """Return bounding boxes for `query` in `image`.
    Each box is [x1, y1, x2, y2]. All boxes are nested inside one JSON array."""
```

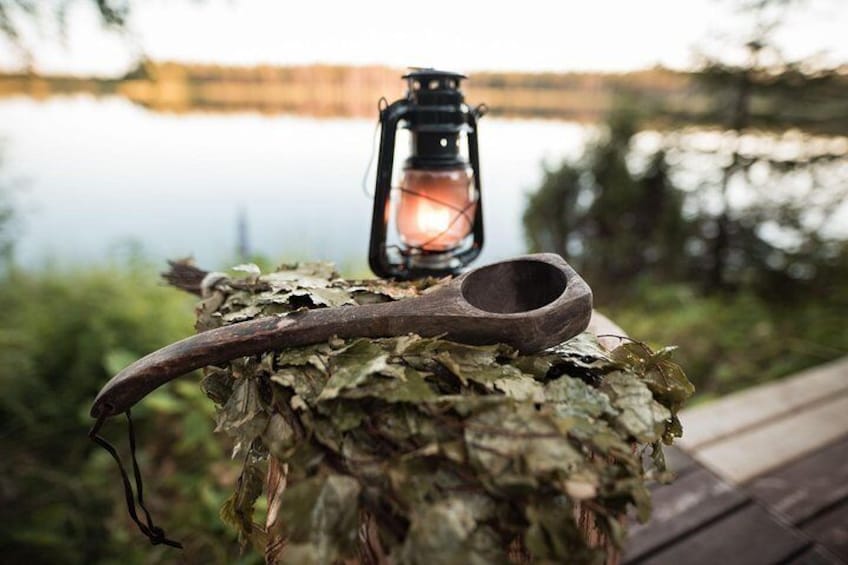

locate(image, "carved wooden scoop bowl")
[[91, 253, 592, 419]]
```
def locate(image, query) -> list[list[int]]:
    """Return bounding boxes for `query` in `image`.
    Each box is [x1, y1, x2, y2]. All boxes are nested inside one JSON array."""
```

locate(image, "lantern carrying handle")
[[368, 97, 413, 277], [361, 97, 391, 198]]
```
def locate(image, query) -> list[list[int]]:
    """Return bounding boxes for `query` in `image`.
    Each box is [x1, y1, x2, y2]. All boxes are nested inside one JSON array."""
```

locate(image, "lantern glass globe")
[[395, 166, 477, 252]]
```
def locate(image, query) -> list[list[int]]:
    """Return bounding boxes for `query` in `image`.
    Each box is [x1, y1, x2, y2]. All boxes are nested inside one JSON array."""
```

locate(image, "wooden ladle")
[[91, 253, 592, 419]]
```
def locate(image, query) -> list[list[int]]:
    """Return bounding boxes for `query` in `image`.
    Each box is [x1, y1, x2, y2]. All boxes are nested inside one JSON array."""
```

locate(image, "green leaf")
[[551, 332, 612, 367], [545, 375, 617, 419], [273, 474, 361, 564], [286, 287, 356, 308], [215, 376, 269, 458], [318, 339, 402, 401], [338, 366, 438, 403], [399, 499, 509, 565], [200, 366, 234, 405], [611, 342, 695, 413], [601, 371, 671, 443], [465, 404, 583, 491], [262, 413, 298, 461], [493, 371, 546, 401], [219, 449, 265, 548], [524, 497, 602, 564]]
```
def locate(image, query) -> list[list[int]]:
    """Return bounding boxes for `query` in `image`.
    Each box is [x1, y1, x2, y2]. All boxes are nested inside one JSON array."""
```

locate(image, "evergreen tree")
[[524, 105, 690, 300], [524, 0, 848, 300], [675, 0, 848, 294]]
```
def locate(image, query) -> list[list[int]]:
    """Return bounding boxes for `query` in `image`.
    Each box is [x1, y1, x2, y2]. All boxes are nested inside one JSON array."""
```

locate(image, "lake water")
[[0, 95, 588, 274]]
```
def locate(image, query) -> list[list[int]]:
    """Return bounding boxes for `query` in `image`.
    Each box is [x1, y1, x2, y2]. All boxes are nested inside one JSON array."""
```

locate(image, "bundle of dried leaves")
[[181, 261, 693, 565]]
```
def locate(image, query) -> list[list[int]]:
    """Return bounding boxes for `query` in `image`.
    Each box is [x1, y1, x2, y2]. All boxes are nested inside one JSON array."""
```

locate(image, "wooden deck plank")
[[802, 501, 848, 563], [691, 393, 848, 484], [635, 503, 809, 565], [747, 437, 848, 524], [663, 445, 698, 477], [624, 467, 748, 562], [785, 545, 846, 565], [678, 357, 848, 450]]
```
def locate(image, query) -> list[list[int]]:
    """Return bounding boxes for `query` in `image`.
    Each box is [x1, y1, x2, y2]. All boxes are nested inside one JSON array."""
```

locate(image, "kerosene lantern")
[[368, 69, 486, 279]]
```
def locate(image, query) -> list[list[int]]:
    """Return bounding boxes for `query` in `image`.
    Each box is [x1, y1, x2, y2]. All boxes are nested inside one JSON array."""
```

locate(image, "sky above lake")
[[1, 0, 846, 76]]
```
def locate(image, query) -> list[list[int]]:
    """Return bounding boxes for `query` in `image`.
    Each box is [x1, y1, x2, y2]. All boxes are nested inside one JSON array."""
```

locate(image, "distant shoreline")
[[0, 62, 700, 123]]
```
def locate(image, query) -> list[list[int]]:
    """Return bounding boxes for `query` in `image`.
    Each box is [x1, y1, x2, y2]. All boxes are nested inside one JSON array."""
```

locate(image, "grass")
[[605, 281, 848, 403]]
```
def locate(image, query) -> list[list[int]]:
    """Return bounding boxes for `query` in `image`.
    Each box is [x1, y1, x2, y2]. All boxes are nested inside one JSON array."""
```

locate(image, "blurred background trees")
[[0, 256, 259, 562], [679, 0, 848, 296], [524, 0, 848, 395], [526, 0, 848, 295], [0, 0, 128, 55]]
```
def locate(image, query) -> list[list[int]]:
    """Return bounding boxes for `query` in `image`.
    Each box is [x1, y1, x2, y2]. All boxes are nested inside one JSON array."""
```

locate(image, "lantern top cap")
[[403, 68, 467, 84], [402, 67, 468, 80]]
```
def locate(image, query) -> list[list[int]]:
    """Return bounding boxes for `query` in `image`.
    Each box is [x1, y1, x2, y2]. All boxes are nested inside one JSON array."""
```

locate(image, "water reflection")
[[0, 95, 588, 273]]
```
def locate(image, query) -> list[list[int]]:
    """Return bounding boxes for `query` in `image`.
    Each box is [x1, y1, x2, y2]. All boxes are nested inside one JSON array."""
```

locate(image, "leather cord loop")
[[88, 410, 183, 549]]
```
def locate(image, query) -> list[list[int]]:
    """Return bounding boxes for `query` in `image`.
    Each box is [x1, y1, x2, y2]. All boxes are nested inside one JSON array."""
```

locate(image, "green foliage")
[[0, 263, 255, 564], [199, 263, 692, 564], [605, 281, 848, 400]]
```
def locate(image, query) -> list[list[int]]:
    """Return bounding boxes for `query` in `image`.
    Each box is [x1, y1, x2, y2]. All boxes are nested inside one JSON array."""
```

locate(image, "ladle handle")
[[90, 297, 421, 418]]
